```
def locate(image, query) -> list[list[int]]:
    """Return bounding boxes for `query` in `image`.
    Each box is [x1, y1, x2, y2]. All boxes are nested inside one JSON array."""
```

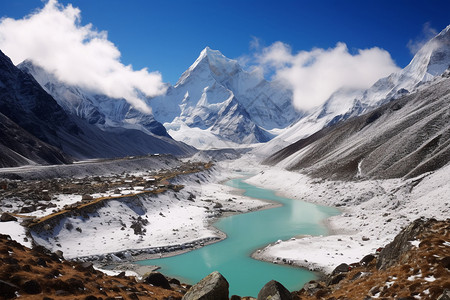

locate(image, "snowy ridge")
[[358, 24, 450, 107], [150, 47, 299, 148], [18, 60, 169, 138], [257, 24, 450, 157]]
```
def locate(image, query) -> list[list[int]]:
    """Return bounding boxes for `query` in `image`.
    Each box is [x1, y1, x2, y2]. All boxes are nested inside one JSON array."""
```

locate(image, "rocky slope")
[[0, 234, 187, 299], [0, 49, 195, 167], [264, 71, 450, 180], [2, 218, 447, 299], [0, 112, 72, 168], [258, 24, 450, 157], [293, 218, 450, 300]]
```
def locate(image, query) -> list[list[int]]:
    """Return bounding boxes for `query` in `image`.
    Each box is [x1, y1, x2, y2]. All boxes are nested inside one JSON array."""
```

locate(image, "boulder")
[[331, 263, 350, 275], [81, 195, 93, 201], [360, 254, 375, 266], [0, 279, 18, 299], [0, 212, 17, 222], [257, 280, 291, 300], [22, 279, 42, 294], [326, 273, 346, 286], [301, 280, 324, 296], [182, 271, 229, 300], [142, 272, 171, 290], [437, 289, 450, 300], [377, 218, 434, 270]]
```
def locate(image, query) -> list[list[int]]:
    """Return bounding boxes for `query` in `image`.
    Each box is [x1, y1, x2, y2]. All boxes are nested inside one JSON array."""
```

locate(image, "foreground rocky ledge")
[[1, 218, 448, 299]]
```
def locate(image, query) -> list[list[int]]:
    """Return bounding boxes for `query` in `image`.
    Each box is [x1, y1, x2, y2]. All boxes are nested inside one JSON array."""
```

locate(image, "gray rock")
[[0, 279, 18, 299], [437, 289, 450, 300], [326, 273, 346, 286], [360, 254, 375, 265], [142, 272, 171, 290], [331, 263, 350, 275], [22, 279, 42, 294], [182, 271, 229, 300], [257, 280, 291, 300], [0, 212, 17, 222], [302, 280, 324, 296], [377, 218, 433, 270]]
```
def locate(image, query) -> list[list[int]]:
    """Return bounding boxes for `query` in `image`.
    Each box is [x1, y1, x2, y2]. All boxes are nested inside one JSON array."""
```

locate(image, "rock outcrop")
[[182, 271, 229, 300], [257, 280, 292, 300], [292, 218, 450, 300]]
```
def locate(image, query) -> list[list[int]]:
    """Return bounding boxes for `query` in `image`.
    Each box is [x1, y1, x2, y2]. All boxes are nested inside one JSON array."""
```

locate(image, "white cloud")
[[407, 22, 438, 55], [0, 0, 166, 113], [255, 42, 400, 111]]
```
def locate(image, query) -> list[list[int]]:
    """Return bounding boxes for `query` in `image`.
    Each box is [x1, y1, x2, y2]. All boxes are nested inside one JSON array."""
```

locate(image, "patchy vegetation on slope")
[[0, 234, 187, 299], [293, 218, 450, 299]]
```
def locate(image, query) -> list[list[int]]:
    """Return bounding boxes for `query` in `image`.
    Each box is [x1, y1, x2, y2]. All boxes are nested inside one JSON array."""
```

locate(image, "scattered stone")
[[22, 279, 42, 294], [437, 289, 450, 300], [360, 254, 375, 265], [331, 263, 350, 275], [82, 195, 93, 200], [182, 271, 229, 300], [301, 280, 324, 296], [142, 272, 172, 290], [54, 250, 64, 259], [257, 280, 291, 300], [20, 205, 36, 213], [327, 273, 347, 286], [0, 212, 17, 222], [0, 279, 18, 299]]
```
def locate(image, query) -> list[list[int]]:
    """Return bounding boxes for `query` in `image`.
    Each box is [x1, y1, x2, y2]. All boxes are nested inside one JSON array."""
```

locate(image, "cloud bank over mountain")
[[0, 0, 166, 113], [252, 41, 400, 111]]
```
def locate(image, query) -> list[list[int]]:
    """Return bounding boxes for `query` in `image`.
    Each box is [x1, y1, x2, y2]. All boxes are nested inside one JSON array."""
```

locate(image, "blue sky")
[[1, 0, 449, 85]]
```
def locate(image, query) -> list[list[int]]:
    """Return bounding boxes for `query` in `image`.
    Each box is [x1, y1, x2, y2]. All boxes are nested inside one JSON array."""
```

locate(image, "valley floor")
[[0, 155, 449, 278]]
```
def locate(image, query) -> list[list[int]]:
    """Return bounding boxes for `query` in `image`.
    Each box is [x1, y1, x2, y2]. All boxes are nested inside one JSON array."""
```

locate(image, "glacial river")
[[137, 176, 340, 297]]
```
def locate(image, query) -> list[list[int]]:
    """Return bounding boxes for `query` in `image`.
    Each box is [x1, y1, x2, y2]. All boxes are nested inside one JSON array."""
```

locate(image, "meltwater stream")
[[137, 176, 340, 297]]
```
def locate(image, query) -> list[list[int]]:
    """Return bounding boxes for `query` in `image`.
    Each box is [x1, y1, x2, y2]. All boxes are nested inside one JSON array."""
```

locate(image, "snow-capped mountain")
[[358, 24, 450, 106], [0, 49, 195, 167], [257, 24, 450, 157], [264, 69, 450, 179], [150, 47, 300, 148], [18, 61, 169, 138]]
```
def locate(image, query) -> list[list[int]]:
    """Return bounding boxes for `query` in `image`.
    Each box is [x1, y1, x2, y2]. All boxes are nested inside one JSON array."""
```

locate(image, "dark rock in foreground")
[[257, 280, 292, 300], [182, 271, 229, 300]]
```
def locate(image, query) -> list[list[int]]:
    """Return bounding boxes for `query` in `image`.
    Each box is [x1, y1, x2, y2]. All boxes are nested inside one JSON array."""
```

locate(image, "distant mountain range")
[[0, 50, 194, 167], [258, 24, 450, 156], [1, 25, 449, 172], [150, 47, 300, 148]]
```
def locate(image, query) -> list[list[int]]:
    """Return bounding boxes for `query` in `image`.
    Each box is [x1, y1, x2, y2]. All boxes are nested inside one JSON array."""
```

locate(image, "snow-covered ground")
[[28, 168, 269, 259], [1, 154, 448, 276], [240, 160, 450, 273]]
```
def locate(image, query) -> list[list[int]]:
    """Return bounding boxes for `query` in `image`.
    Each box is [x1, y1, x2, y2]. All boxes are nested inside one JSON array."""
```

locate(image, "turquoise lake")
[[137, 176, 340, 297]]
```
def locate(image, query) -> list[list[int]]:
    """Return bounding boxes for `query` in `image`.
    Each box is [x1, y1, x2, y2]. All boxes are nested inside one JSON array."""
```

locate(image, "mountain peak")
[[176, 47, 240, 87], [405, 23, 450, 77]]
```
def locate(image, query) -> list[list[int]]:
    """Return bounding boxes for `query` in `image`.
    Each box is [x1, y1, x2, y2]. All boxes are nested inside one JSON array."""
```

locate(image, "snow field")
[[30, 168, 269, 259]]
